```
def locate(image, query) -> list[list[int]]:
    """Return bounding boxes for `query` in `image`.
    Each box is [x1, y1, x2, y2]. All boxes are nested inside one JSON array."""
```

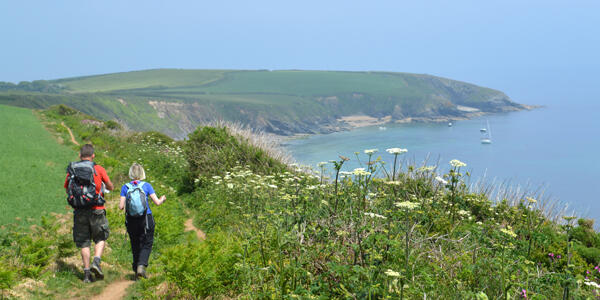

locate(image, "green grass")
[[0, 104, 75, 226], [53, 69, 228, 93]]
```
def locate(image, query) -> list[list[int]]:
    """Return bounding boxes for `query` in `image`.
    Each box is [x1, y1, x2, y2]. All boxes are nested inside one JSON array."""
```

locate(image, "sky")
[[1, 0, 599, 102]]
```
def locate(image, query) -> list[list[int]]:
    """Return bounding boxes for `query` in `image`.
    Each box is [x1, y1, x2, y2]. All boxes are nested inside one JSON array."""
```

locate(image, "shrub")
[[183, 126, 287, 190]]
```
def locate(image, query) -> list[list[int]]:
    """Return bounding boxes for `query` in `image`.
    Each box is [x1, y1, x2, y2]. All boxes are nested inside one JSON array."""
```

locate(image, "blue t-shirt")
[[120, 180, 155, 215]]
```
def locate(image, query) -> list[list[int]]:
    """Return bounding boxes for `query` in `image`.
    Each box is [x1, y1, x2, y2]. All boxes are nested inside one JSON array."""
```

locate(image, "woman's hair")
[[128, 163, 146, 180]]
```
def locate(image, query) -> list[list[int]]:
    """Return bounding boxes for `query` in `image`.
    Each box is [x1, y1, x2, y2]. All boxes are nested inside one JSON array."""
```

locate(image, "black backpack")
[[66, 160, 101, 208]]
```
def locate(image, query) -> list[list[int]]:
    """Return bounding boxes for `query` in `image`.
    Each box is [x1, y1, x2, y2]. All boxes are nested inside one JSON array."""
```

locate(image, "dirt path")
[[185, 218, 206, 240], [90, 280, 133, 300], [61, 121, 80, 146]]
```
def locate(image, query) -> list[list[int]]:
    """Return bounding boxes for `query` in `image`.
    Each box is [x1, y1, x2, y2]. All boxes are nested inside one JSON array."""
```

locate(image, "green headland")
[[0, 69, 528, 139]]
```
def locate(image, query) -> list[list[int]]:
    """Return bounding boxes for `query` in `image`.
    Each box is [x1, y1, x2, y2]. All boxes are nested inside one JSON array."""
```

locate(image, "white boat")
[[378, 126, 387, 131], [448, 122, 453, 127], [481, 120, 492, 144]]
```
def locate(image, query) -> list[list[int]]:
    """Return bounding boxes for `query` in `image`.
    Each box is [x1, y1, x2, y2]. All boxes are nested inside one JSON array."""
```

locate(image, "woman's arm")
[[149, 194, 166, 206], [119, 196, 126, 210]]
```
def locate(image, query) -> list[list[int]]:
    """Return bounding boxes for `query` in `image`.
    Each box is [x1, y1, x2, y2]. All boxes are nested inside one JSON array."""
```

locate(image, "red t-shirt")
[[64, 163, 110, 210]]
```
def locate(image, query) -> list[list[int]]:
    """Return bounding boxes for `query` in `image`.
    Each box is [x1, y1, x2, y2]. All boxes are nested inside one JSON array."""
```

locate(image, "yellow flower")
[[500, 228, 517, 238]]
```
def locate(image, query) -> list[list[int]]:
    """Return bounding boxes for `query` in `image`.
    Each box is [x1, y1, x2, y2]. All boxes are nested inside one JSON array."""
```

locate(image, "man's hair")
[[80, 144, 94, 158], [129, 163, 146, 180]]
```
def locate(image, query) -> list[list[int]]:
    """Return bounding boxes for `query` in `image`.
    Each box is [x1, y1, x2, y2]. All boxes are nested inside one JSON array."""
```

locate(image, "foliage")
[[4, 105, 599, 299], [183, 126, 287, 190]]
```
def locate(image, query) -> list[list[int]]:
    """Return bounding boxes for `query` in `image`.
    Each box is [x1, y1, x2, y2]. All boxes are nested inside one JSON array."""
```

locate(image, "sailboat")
[[481, 120, 492, 144]]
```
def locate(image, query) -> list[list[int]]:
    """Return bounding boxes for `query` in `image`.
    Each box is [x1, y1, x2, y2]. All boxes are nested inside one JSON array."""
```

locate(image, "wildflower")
[[526, 197, 537, 204], [352, 168, 371, 176], [563, 216, 577, 222], [227, 183, 234, 189], [194, 178, 200, 183], [267, 184, 278, 189], [364, 149, 378, 155], [584, 280, 600, 289], [520, 289, 527, 299], [339, 155, 350, 161], [449, 159, 467, 168], [364, 212, 387, 219], [458, 210, 470, 216], [386, 148, 408, 155], [500, 228, 517, 238], [435, 176, 448, 185], [417, 166, 435, 172], [317, 161, 328, 167], [306, 185, 318, 190], [384, 269, 401, 277], [395, 201, 420, 210], [385, 181, 401, 185], [339, 171, 354, 176]]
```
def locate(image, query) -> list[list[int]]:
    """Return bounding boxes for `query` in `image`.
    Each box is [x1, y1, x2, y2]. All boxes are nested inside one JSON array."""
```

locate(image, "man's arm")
[[104, 178, 114, 191], [99, 167, 114, 191]]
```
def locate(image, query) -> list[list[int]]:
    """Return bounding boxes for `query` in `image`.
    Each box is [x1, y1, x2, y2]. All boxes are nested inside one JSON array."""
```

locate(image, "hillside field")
[[0, 104, 75, 226], [0, 69, 526, 139]]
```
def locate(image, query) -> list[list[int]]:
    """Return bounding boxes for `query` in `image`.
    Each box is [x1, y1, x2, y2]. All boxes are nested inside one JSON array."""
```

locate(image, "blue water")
[[284, 71, 600, 221]]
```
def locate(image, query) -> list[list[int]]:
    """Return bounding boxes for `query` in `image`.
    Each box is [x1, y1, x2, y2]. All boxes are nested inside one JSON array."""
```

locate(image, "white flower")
[[227, 183, 234, 189], [339, 171, 354, 176], [584, 280, 600, 289], [352, 168, 371, 176], [317, 161, 328, 167], [267, 184, 278, 189], [364, 212, 387, 219], [386, 148, 408, 155], [364, 149, 378, 155], [384, 269, 401, 277], [526, 197, 537, 204], [450, 159, 467, 168], [395, 201, 420, 210], [385, 181, 401, 185], [435, 176, 448, 185], [458, 210, 470, 216], [306, 185, 318, 190], [194, 178, 200, 183]]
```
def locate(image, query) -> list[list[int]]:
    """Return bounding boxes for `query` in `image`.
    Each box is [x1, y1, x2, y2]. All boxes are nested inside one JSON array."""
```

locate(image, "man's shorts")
[[73, 209, 110, 248]]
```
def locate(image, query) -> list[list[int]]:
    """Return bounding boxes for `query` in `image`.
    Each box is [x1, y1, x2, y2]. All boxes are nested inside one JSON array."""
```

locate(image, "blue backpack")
[[125, 182, 148, 217]]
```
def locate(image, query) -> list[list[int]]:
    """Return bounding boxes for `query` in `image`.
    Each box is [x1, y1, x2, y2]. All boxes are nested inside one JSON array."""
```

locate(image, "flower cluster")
[[386, 148, 407, 155], [449, 159, 467, 168]]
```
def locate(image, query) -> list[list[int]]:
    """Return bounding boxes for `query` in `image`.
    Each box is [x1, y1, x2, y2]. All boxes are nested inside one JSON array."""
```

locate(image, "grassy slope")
[[0, 69, 517, 138], [0, 104, 75, 226]]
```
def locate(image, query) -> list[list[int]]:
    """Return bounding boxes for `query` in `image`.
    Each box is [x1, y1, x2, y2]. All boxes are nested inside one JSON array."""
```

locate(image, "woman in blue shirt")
[[118, 163, 166, 279]]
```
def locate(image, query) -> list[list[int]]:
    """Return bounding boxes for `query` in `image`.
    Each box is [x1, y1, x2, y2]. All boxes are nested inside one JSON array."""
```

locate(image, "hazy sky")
[[1, 0, 598, 99]]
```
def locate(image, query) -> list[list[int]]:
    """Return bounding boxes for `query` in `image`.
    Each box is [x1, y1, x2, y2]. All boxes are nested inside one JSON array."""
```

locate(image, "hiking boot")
[[91, 257, 104, 280], [136, 265, 147, 279], [83, 269, 93, 283]]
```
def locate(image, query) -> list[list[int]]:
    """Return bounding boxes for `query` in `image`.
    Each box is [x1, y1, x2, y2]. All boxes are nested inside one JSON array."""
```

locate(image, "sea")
[[284, 69, 600, 222]]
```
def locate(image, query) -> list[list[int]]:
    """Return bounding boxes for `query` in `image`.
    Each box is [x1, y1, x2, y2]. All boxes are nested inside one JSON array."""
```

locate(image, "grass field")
[[0, 104, 75, 226]]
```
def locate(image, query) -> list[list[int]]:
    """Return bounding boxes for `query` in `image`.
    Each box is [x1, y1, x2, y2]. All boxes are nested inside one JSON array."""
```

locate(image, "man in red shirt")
[[64, 144, 114, 283]]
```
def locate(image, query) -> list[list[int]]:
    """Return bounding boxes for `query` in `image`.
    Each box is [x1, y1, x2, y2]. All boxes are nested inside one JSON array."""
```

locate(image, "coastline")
[[278, 104, 539, 142]]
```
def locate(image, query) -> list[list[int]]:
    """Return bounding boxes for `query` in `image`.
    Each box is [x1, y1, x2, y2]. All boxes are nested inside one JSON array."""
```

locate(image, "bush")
[[183, 126, 286, 191]]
